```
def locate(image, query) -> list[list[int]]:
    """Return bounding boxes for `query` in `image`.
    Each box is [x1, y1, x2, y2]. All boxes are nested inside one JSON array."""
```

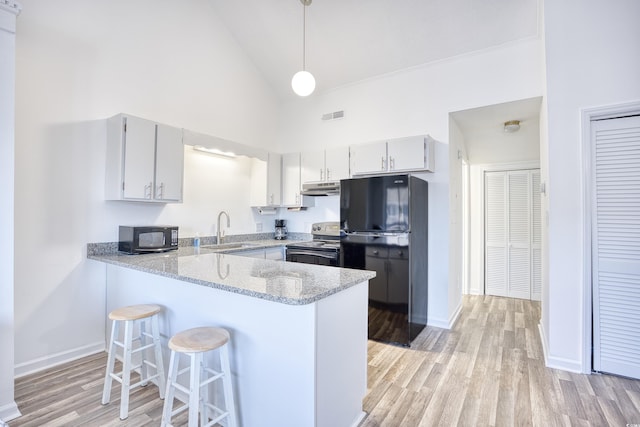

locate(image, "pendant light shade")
[[292, 70, 315, 97], [292, 0, 315, 97]]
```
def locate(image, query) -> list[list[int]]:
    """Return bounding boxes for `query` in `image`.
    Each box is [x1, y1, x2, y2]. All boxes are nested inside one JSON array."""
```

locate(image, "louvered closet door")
[[485, 172, 508, 296], [593, 115, 640, 379], [507, 171, 532, 299], [485, 169, 540, 300]]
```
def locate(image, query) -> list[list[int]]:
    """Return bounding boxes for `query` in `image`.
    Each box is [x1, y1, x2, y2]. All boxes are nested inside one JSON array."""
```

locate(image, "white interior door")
[[507, 171, 531, 299], [485, 169, 540, 300], [592, 115, 640, 379], [485, 172, 508, 296]]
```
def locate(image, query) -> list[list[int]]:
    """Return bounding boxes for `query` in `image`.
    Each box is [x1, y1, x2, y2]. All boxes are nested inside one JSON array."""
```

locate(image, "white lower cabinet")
[[265, 246, 285, 260], [106, 114, 184, 202], [232, 246, 285, 260]]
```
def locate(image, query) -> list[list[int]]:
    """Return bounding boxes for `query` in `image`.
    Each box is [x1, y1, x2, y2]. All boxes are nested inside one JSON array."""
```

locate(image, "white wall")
[[448, 118, 468, 324], [278, 37, 544, 327], [0, 3, 21, 422], [542, 0, 640, 372], [13, 0, 280, 375]]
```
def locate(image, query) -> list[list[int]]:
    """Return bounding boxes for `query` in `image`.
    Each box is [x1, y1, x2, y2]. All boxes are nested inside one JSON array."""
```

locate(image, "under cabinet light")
[[193, 145, 237, 158]]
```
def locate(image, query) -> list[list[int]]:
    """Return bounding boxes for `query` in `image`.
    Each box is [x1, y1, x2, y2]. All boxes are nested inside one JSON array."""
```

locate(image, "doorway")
[[484, 168, 541, 300], [589, 113, 640, 379]]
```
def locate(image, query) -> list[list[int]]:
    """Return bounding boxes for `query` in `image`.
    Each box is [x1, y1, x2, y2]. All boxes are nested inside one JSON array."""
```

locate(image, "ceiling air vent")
[[321, 110, 345, 121]]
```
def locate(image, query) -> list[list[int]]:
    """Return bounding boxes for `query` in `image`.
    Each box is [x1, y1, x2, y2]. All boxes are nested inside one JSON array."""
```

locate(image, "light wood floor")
[[9, 295, 640, 426]]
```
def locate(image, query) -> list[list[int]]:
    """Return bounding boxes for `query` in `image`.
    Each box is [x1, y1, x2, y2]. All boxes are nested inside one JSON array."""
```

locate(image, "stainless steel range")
[[285, 222, 341, 266]]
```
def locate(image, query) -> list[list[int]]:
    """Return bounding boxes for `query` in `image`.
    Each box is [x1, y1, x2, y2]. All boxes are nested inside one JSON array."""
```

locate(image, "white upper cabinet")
[[301, 150, 325, 183], [250, 153, 282, 207], [155, 124, 185, 201], [388, 136, 430, 172], [350, 135, 434, 176], [106, 114, 184, 202], [300, 146, 349, 183], [282, 152, 314, 207], [324, 147, 350, 181], [349, 141, 387, 176], [282, 152, 302, 206]]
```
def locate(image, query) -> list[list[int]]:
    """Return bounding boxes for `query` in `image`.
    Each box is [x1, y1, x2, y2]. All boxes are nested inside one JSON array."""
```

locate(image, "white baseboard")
[[15, 341, 105, 378], [538, 323, 582, 373], [427, 316, 450, 329], [0, 401, 21, 422], [448, 302, 463, 329]]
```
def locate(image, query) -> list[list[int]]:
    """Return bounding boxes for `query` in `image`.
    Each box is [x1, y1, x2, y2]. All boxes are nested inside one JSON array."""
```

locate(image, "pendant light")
[[291, 0, 315, 97]]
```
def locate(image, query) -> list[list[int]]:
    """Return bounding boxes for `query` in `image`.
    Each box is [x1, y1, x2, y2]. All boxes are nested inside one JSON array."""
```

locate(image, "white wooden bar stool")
[[101, 304, 166, 420], [161, 326, 238, 427]]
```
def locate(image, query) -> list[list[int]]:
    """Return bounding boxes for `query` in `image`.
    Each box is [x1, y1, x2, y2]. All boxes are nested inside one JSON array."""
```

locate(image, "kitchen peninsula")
[[88, 244, 375, 427]]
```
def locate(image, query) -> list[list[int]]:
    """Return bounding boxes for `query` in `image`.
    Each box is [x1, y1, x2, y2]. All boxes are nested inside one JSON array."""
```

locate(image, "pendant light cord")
[[302, 3, 306, 71]]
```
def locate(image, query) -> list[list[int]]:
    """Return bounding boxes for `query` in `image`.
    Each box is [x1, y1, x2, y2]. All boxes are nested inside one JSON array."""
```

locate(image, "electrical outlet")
[[255, 222, 263, 232]]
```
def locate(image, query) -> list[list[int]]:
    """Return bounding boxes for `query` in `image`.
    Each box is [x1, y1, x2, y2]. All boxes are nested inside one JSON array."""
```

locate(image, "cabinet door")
[[387, 136, 425, 172], [249, 158, 268, 206], [350, 141, 387, 175], [155, 124, 184, 202], [301, 150, 325, 183], [267, 153, 282, 205], [122, 116, 156, 199], [282, 153, 301, 206], [264, 247, 285, 260], [325, 146, 350, 181], [233, 248, 266, 259], [251, 154, 282, 206]]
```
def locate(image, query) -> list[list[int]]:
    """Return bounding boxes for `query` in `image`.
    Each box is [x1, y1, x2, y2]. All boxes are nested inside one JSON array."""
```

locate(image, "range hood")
[[300, 181, 340, 196]]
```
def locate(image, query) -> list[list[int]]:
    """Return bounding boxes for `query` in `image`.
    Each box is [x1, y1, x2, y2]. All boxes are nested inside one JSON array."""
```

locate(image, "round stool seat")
[[108, 304, 161, 321], [168, 326, 230, 353]]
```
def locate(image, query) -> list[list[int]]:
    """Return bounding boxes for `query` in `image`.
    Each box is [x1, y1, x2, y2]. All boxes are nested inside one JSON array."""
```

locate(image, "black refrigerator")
[[340, 174, 428, 346]]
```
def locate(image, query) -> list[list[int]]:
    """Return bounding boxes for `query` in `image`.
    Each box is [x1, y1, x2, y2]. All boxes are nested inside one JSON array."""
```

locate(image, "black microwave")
[[118, 226, 179, 254]]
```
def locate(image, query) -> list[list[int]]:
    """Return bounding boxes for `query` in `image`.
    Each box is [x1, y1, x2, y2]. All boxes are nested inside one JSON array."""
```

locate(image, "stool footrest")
[[200, 368, 223, 388], [202, 402, 228, 427]]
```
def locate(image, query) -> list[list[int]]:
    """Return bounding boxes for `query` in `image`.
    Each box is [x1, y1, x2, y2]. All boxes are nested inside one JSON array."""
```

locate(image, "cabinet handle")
[[373, 250, 379, 255], [320, 168, 324, 181], [144, 182, 153, 199], [390, 157, 395, 170], [326, 168, 331, 180], [156, 182, 164, 199], [295, 193, 299, 204], [381, 157, 385, 170], [269, 194, 274, 204]]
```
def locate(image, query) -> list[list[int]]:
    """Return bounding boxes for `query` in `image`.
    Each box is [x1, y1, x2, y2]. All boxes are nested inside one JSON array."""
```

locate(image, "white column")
[[0, 0, 22, 422]]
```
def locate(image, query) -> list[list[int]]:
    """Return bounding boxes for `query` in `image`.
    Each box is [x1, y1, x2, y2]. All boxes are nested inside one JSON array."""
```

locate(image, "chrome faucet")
[[217, 211, 230, 245]]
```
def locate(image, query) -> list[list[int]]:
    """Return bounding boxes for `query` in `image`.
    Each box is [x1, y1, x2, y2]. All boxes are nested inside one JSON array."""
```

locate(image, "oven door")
[[286, 249, 339, 266]]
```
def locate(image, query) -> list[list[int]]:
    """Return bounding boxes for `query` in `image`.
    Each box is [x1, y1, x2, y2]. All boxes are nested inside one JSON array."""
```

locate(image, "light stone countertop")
[[88, 239, 376, 305]]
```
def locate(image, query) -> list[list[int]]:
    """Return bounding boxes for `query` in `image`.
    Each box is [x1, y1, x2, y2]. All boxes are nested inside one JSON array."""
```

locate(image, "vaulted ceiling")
[[210, 0, 540, 101]]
